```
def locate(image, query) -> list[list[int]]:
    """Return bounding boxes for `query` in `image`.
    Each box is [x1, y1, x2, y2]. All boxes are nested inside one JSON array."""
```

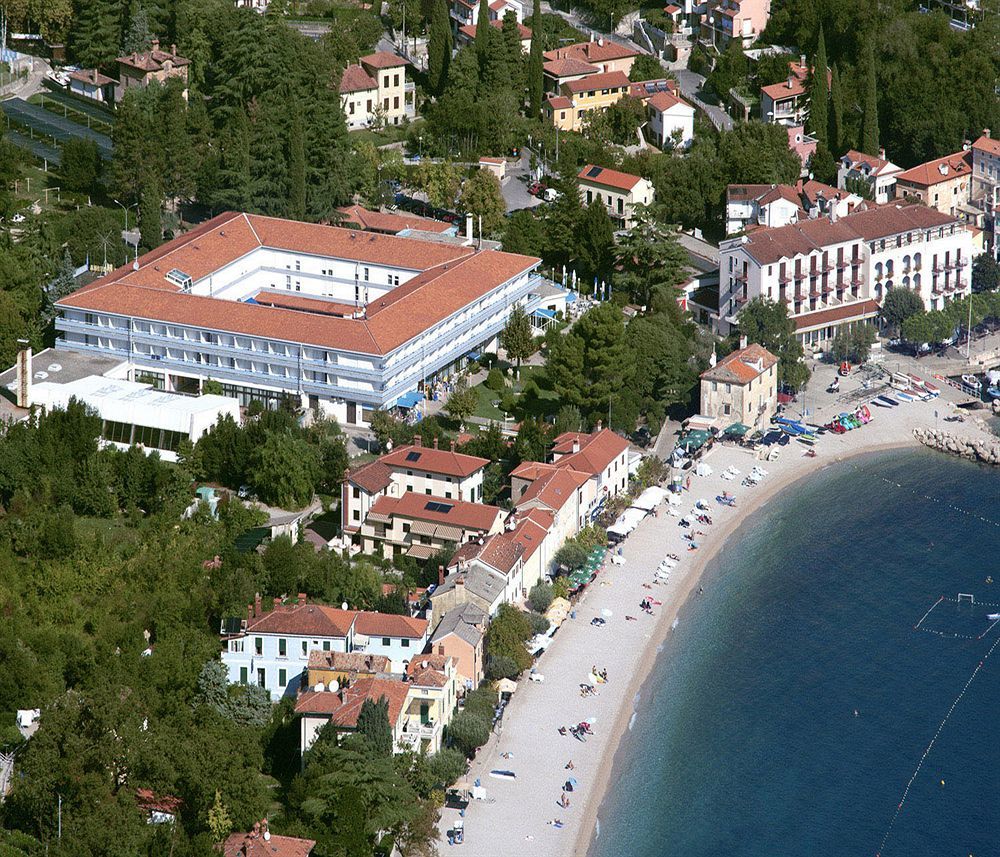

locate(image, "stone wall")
[[912, 427, 1000, 466]]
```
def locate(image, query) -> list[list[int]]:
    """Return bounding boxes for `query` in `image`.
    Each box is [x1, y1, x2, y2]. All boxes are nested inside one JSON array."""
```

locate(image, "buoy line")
[[913, 596, 1000, 641]]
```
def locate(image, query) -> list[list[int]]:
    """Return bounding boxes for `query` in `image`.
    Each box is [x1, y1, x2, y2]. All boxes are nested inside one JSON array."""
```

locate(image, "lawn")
[[471, 364, 560, 422], [350, 117, 423, 150]]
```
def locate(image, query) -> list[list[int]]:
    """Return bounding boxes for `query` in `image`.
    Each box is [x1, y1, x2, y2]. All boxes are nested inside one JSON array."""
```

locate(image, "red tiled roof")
[[510, 460, 559, 481], [646, 90, 691, 113], [896, 151, 972, 188], [515, 467, 589, 512], [700, 342, 778, 384], [842, 149, 897, 175], [117, 44, 190, 72], [406, 653, 452, 687], [348, 458, 395, 493], [543, 57, 600, 77], [546, 95, 573, 110], [563, 70, 630, 93], [246, 602, 357, 637], [551, 428, 629, 475], [223, 828, 314, 857], [544, 40, 638, 64], [380, 443, 489, 478], [508, 509, 551, 561], [369, 493, 504, 531], [793, 299, 880, 332], [460, 20, 532, 39], [360, 51, 409, 69], [56, 212, 540, 357], [972, 133, 1000, 157], [69, 68, 116, 87], [757, 183, 801, 207], [295, 677, 410, 727], [338, 204, 453, 235], [476, 532, 524, 574], [577, 164, 643, 192], [339, 64, 377, 93], [136, 788, 182, 815], [251, 292, 357, 317], [448, 540, 486, 569], [354, 611, 428, 639]]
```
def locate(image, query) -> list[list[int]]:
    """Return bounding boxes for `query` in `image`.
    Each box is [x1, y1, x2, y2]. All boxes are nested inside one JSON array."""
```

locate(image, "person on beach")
[[565, 760, 574, 770], [559, 793, 570, 808]]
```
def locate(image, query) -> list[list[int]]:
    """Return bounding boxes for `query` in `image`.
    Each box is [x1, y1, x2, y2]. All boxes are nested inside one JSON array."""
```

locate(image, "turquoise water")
[[592, 450, 1000, 857]]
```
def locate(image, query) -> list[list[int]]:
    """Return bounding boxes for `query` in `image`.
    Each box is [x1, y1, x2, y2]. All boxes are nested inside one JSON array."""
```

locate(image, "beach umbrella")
[[601, 608, 613, 617]]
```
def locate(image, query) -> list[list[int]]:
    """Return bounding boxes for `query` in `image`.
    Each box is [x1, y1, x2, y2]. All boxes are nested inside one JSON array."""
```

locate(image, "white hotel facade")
[[54, 212, 544, 425], [718, 204, 974, 349]]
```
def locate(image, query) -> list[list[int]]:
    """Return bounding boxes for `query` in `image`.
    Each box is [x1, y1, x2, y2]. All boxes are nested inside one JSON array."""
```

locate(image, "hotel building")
[[54, 212, 543, 426]]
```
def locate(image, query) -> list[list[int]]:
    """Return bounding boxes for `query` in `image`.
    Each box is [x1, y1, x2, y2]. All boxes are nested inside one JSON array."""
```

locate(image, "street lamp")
[[418, 135, 423, 159], [113, 198, 137, 234]]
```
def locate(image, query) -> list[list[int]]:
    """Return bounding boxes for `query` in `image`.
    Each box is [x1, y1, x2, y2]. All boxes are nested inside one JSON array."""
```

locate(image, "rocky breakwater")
[[913, 428, 1000, 466]]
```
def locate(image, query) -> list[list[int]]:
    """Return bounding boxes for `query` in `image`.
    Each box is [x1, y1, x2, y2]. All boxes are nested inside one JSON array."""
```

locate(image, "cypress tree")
[[138, 171, 163, 250], [860, 40, 879, 156], [501, 12, 526, 97], [527, 0, 543, 118], [809, 25, 828, 148], [475, 0, 491, 58], [428, 0, 453, 96], [287, 107, 306, 220], [830, 63, 844, 154]]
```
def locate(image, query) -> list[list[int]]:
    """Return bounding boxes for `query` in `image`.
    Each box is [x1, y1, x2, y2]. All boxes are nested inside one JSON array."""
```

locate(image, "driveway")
[[673, 68, 733, 132]]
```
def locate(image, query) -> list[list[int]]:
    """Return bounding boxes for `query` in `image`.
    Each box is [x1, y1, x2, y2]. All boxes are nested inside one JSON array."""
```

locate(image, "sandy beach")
[[437, 363, 997, 857]]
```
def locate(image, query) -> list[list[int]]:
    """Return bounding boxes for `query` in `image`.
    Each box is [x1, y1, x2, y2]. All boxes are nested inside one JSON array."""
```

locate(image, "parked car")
[[527, 182, 542, 196]]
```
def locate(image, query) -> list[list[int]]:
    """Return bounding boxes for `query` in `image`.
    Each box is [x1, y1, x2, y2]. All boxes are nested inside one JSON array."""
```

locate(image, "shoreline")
[[439, 361, 995, 857], [574, 438, 917, 857]]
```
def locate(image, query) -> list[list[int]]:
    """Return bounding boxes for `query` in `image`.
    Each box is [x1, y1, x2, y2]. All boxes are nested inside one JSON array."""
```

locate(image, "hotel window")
[[394, 96, 399, 109], [401, 638, 410, 648], [239, 667, 248, 684], [363, 267, 369, 281], [278, 669, 287, 687], [255, 638, 262, 655], [394, 73, 399, 86], [301, 641, 308, 655], [322, 641, 331, 651], [295, 260, 301, 271], [382, 637, 391, 646], [278, 638, 286, 656]]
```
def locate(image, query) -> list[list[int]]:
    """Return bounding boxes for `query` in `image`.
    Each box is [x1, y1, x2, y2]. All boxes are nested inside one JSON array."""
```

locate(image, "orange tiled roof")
[[117, 43, 190, 72], [646, 90, 690, 112], [460, 20, 532, 39], [307, 650, 391, 673], [577, 164, 643, 192], [380, 442, 489, 478], [223, 827, 314, 857], [515, 467, 589, 512], [369, 493, 504, 531], [972, 133, 1000, 157], [339, 64, 377, 93], [544, 40, 638, 64], [246, 602, 357, 637], [354, 611, 428, 639], [543, 57, 600, 77], [551, 428, 629, 475], [546, 95, 573, 110], [793, 299, 880, 332], [360, 51, 408, 69], [338, 204, 453, 235], [295, 677, 410, 727], [348, 458, 395, 493], [896, 151, 972, 188], [700, 343, 778, 384], [563, 70, 630, 93]]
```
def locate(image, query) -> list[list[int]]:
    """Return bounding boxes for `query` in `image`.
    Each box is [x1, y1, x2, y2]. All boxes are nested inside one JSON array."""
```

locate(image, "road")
[[673, 68, 733, 131], [0, 56, 52, 101], [677, 231, 720, 270]]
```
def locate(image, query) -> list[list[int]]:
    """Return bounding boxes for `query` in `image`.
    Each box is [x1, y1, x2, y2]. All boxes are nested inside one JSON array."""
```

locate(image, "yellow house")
[[402, 653, 459, 753], [543, 70, 631, 132], [339, 51, 411, 130], [895, 151, 974, 218]]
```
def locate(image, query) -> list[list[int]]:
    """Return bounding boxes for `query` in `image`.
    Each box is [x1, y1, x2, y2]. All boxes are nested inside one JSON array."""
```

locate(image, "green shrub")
[[528, 581, 554, 613], [486, 367, 505, 391]]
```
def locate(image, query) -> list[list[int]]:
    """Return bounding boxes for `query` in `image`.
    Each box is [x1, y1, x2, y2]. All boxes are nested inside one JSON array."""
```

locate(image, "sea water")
[[591, 449, 1000, 857]]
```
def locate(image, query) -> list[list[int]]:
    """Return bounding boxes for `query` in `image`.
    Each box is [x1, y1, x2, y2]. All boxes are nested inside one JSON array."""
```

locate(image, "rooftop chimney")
[[739, 334, 748, 349], [596, 420, 602, 432], [14, 340, 31, 408], [433, 437, 439, 449], [799, 53, 806, 67], [247, 603, 253, 624], [297, 592, 307, 605], [437, 643, 445, 655], [985, 128, 992, 139], [572, 439, 581, 454], [787, 75, 794, 89], [254, 593, 262, 617], [438, 565, 445, 586], [171, 43, 177, 56], [878, 147, 886, 161], [465, 213, 474, 245], [450, 440, 456, 452], [414, 435, 423, 447], [938, 163, 949, 176], [151, 37, 160, 52], [273, 596, 282, 609]]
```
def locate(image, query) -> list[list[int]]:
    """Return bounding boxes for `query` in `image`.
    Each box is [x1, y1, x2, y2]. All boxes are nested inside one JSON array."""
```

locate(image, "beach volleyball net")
[[913, 595, 1000, 641]]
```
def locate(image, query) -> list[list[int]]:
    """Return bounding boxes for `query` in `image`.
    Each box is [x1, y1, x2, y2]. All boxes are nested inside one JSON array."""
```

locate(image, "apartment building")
[[700, 0, 771, 47], [970, 131, 1000, 256], [339, 52, 411, 129], [544, 70, 632, 132], [725, 181, 863, 235], [457, 19, 532, 51], [542, 39, 638, 75], [895, 151, 974, 216], [700, 341, 778, 428], [577, 164, 655, 230], [342, 438, 489, 535], [838, 150, 903, 204], [719, 204, 974, 349], [54, 212, 543, 428], [450, 0, 523, 28]]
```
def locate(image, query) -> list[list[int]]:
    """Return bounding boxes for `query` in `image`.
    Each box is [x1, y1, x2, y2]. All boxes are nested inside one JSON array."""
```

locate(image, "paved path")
[[0, 57, 51, 101], [673, 68, 733, 132]]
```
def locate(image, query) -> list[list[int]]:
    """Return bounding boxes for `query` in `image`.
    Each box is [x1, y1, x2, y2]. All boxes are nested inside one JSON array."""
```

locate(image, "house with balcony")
[[700, 0, 771, 47], [342, 438, 489, 537], [400, 653, 458, 752], [543, 39, 638, 76], [759, 57, 826, 126], [646, 90, 696, 150], [351, 612, 429, 672], [700, 340, 778, 428], [895, 151, 974, 217], [970, 131, 1000, 256], [429, 602, 487, 690], [837, 150, 903, 205], [305, 650, 392, 688], [295, 676, 412, 754], [339, 52, 412, 130], [718, 204, 974, 350], [116, 39, 189, 102], [359, 491, 506, 561], [725, 181, 863, 235], [576, 165, 655, 230], [450, 0, 524, 28]]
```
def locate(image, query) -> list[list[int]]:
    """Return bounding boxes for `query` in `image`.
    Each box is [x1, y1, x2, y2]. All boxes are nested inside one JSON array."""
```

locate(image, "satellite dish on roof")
[[47, 363, 62, 372], [34, 371, 48, 379], [341, 602, 349, 611]]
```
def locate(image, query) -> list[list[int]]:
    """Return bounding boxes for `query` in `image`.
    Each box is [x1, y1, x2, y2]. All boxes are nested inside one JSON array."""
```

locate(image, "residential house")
[[116, 39, 190, 102], [339, 52, 411, 130], [337, 205, 456, 237], [450, 0, 524, 28], [576, 164, 655, 230], [787, 125, 818, 174], [429, 602, 487, 689], [838, 150, 903, 205], [135, 789, 182, 825], [970, 130, 1000, 256], [342, 438, 489, 537], [400, 653, 459, 752], [700, 0, 771, 47], [223, 822, 314, 857], [542, 39, 638, 76], [895, 150, 974, 218], [699, 341, 779, 428], [510, 464, 592, 547], [718, 204, 974, 349], [358, 491, 506, 560], [430, 562, 510, 627], [295, 677, 411, 754], [542, 57, 602, 93], [544, 70, 632, 132], [646, 90, 695, 150], [549, 427, 630, 517], [479, 156, 507, 180], [760, 58, 827, 126], [725, 181, 863, 235], [68, 69, 116, 103], [220, 595, 430, 697], [305, 650, 391, 688], [457, 19, 532, 52]]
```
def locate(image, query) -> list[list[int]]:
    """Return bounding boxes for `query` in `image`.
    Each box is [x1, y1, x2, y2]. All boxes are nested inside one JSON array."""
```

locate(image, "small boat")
[[987, 386, 1000, 400], [896, 391, 916, 402], [872, 398, 893, 408], [988, 613, 1000, 621], [876, 394, 899, 407], [922, 381, 940, 395], [489, 770, 516, 779], [961, 374, 981, 390], [796, 436, 815, 446]]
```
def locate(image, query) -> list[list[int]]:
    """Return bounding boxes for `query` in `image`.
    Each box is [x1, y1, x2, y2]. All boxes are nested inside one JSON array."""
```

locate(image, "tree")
[[972, 253, 1000, 292], [830, 324, 877, 363], [527, 581, 553, 612], [554, 403, 583, 434], [207, 790, 233, 843], [629, 53, 665, 82], [880, 287, 925, 332], [355, 697, 394, 756], [737, 297, 809, 390], [68, 0, 120, 68], [445, 378, 479, 427], [60, 139, 101, 195], [287, 107, 307, 221], [718, 122, 801, 186], [427, 0, 453, 96], [577, 202, 616, 285], [808, 25, 828, 147], [485, 603, 533, 676], [500, 305, 534, 367], [122, 2, 152, 53], [501, 11, 527, 97], [138, 172, 163, 250], [461, 169, 506, 236], [554, 541, 587, 570], [448, 710, 491, 756], [247, 433, 320, 508], [829, 63, 844, 154], [859, 38, 879, 157], [511, 418, 548, 463], [475, 0, 491, 56], [614, 215, 688, 307], [527, 0, 543, 118], [809, 140, 837, 185]]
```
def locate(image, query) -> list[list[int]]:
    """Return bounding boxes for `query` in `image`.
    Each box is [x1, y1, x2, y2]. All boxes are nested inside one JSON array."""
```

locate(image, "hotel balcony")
[[398, 720, 441, 750], [933, 263, 945, 273], [956, 258, 968, 268]]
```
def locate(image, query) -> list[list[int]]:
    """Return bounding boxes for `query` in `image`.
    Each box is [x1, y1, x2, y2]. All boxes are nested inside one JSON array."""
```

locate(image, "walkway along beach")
[[436, 375, 998, 857]]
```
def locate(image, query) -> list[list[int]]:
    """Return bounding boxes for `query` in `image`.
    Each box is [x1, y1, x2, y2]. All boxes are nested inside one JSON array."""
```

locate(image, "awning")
[[409, 520, 437, 537], [723, 422, 751, 438], [367, 511, 392, 524], [632, 486, 667, 511], [532, 308, 557, 319], [466, 351, 481, 360], [676, 429, 711, 451], [395, 390, 425, 409], [406, 544, 437, 559], [434, 524, 464, 541]]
